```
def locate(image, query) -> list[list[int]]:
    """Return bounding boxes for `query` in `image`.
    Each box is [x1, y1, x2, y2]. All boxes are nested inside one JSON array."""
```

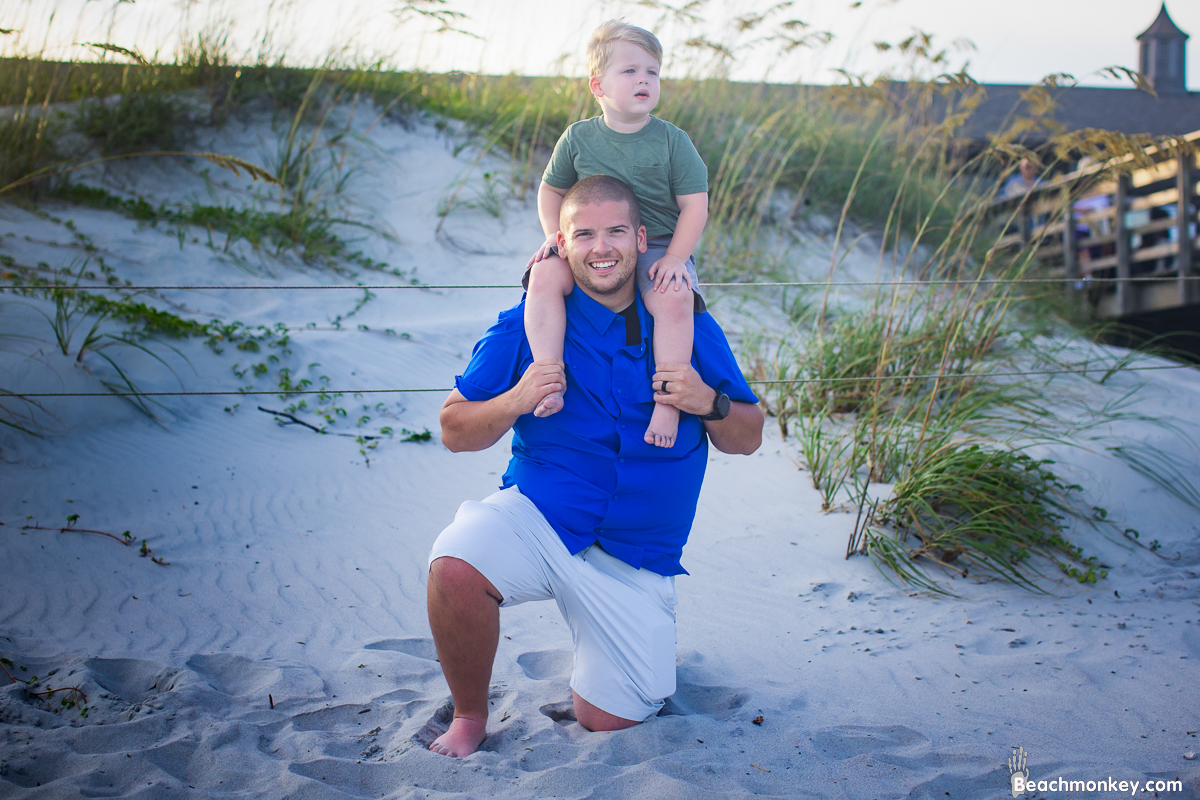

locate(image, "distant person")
[[1072, 159, 1113, 265], [523, 20, 709, 450], [427, 175, 763, 758], [1003, 157, 1042, 198]]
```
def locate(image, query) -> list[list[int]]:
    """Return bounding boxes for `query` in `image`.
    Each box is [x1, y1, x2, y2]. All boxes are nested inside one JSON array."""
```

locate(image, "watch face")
[[716, 392, 731, 418]]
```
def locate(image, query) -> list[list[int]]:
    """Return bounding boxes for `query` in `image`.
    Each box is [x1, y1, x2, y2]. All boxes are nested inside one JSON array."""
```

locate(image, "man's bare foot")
[[429, 716, 487, 758], [644, 403, 678, 448], [534, 390, 564, 417]]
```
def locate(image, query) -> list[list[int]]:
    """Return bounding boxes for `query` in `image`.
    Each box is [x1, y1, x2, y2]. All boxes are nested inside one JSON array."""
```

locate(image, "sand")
[[2, 108, 1199, 799]]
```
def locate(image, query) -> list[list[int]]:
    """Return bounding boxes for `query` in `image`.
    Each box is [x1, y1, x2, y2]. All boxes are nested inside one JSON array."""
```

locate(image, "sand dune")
[[2, 112, 1199, 799]]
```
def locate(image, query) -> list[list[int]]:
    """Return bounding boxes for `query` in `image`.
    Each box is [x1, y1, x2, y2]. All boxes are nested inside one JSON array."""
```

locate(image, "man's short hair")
[[560, 174, 641, 231], [587, 20, 663, 78]]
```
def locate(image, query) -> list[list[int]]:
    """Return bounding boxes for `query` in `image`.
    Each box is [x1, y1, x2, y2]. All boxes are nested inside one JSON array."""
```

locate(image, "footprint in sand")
[[364, 638, 439, 661], [185, 653, 284, 696], [516, 649, 572, 681], [413, 698, 456, 748], [538, 700, 576, 724], [85, 657, 183, 704], [658, 681, 748, 721], [809, 724, 928, 759], [184, 653, 323, 709]]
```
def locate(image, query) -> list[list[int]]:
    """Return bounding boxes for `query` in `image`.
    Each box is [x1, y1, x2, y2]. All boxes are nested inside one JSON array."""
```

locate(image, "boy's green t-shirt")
[[542, 116, 708, 239]]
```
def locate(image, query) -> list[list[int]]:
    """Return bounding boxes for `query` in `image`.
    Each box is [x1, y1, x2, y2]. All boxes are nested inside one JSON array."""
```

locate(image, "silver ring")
[[660, 380, 668, 393]]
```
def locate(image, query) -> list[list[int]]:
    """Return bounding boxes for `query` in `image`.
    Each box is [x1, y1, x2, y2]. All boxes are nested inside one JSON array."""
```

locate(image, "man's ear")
[[588, 75, 604, 98], [637, 225, 647, 254], [557, 229, 568, 252]]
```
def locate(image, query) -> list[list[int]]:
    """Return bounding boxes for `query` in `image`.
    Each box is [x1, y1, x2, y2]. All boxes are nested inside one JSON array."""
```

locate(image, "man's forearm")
[[440, 360, 566, 452], [704, 401, 763, 455], [440, 392, 522, 452]]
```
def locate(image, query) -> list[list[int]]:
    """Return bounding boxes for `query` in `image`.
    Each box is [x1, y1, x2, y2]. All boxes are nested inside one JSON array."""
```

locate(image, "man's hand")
[[511, 357, 565, 415], [526, 232, 560, 270], [651, 362, 763, 455], [647, 254, 692, 292], [439, 358, 565, 452], [651, 362, 715, 416]]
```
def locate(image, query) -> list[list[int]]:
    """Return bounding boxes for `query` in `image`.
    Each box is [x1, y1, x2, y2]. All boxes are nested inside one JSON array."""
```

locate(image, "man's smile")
[[589, 258, 619, 274]]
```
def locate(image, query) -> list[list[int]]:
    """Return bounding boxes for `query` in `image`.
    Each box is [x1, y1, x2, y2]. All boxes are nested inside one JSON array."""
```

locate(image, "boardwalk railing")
[[989, 131, 1200, 318]]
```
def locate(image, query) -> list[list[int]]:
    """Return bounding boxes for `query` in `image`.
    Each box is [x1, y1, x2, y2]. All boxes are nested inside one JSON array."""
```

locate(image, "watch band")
[[701, 389, 731, 421]]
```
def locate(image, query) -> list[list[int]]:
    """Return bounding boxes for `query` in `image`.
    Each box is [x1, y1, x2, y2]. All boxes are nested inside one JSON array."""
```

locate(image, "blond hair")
[[587, 20, 663, 78]]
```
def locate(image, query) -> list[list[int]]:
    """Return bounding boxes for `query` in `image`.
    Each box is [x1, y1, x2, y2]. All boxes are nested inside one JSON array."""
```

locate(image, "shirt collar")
[[568, 286, 645, 342]]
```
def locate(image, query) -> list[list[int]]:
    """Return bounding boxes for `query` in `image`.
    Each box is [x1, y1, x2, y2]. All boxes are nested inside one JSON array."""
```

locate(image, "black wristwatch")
[[701, 389, 731, 421]]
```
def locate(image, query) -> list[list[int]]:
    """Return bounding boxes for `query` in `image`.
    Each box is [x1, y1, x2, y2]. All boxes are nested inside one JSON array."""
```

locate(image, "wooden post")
[[1019, 197, 1032, 249], [1115, 173, 1133, 316], [1178, 151, 1196, 306], [1062, 186, 1078, 281]]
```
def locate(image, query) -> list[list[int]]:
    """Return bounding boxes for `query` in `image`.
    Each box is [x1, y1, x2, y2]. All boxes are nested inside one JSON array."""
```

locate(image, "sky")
[[3, 0, 1197, 89]]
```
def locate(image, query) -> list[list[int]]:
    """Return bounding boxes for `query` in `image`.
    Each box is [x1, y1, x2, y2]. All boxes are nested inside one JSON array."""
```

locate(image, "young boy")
[[524, 19, 709, 448]]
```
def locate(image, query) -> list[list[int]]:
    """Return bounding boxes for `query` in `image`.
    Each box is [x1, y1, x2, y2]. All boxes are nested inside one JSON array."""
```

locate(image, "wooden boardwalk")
[[990, 132, 1200, 319]]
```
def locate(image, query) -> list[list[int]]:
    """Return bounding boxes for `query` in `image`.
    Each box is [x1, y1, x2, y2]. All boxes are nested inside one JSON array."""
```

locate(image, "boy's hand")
[[526, 233, 561, 270], [647, 254, 692, 292]]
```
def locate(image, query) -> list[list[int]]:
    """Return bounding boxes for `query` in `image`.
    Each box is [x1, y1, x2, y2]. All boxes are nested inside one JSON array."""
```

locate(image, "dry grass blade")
[[80, 43, 150, 66], [0, 151, 281, 195], [1099, 65, 1156, 96], [1, 388, 47, 436], [193, 153, 281, 185]]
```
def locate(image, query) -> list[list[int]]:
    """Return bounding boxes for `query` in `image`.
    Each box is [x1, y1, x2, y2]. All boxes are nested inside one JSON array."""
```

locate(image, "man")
[[1003, 157, 1041, 198], [428, 174, 764, 758]]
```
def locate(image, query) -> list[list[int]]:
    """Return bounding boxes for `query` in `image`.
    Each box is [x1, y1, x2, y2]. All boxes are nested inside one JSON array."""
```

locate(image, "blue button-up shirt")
[[455, 289, 757, 576]]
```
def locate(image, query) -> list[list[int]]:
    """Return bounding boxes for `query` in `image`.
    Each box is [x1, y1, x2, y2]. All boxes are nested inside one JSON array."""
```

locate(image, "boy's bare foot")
[[644, 403, 678, 448], [534, 390, 564, 417], [429, 716, 487, 758]]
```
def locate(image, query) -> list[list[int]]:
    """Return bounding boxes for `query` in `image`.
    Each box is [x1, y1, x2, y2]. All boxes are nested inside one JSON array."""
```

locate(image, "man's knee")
[[572, 690, 642, 732], [429, 556, 502, 604]]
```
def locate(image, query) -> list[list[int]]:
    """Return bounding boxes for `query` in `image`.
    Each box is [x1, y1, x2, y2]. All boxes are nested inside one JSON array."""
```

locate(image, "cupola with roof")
[[1138, 3, 1189, 95]]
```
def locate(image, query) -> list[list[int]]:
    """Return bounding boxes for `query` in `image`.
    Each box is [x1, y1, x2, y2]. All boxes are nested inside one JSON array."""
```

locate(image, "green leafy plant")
[[78, 92, 185, 155], [854, 442, 1102, 593]]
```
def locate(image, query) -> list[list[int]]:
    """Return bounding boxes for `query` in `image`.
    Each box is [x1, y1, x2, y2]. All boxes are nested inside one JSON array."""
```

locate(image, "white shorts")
[[428, 486, 678, 721]]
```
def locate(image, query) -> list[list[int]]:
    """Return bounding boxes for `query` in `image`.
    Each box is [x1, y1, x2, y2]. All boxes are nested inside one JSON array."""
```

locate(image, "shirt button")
[[620, 424, 627, 430], [616, 388, 623, 394], [613, 495, 620, 501], [619, 458, 625, 463]]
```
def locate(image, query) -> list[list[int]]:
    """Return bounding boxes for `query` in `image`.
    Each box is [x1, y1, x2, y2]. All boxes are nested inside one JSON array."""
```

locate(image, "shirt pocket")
[[632, 163, 671, 204], [630, 381, 655, 407]]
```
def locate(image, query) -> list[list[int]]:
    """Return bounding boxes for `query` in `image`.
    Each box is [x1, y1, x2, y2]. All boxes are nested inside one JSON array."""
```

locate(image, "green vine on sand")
[[0, 658, 90, 718]]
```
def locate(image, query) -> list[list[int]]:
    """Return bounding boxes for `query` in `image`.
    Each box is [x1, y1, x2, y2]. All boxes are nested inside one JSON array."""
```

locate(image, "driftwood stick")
[[20, 524, 169, 565], [258, 406, 324, 433], [22, 523, 131, 546], [257, 406, 386, 439]]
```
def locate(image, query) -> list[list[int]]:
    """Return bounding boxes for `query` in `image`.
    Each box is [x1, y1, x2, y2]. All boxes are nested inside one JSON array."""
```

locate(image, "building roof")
[[1138, 4, 1188, 40], [958, 83, 1200, 142]]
